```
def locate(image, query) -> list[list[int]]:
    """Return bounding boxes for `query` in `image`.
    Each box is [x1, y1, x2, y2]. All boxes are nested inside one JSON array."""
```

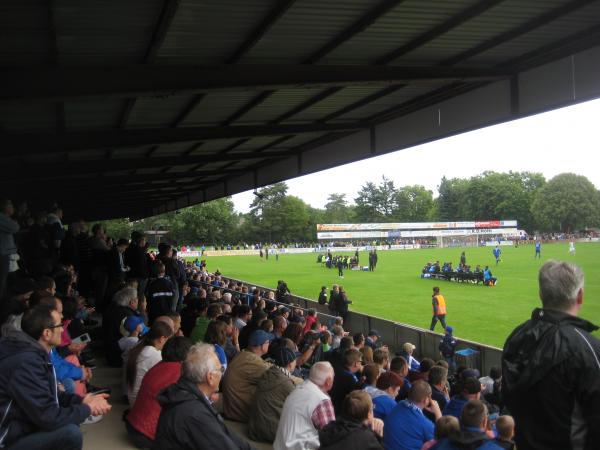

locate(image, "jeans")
[[430, 314, 447, 331], [7, 424, 82, 450]]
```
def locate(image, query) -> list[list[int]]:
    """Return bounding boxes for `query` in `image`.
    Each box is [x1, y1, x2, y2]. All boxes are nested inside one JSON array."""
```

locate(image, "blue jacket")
[[0, 330, 90, 447], [50, 348, 84, 382], [384, 400, 434, 450], [372, 393, 396, 420], [443, 394, 469, 419], [432, 427, 503, 450]]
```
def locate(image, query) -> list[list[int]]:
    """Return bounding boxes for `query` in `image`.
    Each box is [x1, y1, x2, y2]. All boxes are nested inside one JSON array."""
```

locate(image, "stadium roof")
[[2, 0, 600, 220]]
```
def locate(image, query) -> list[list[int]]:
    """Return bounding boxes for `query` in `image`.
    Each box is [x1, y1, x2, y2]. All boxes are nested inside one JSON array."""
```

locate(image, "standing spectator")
[[432, 400, 502, 450], [502, 260, 600, 450], [222, 329, 272, 422], [0, 306, 111, 450], [318, 390, 384, 450], [125, 336, 192, 448], [438, 326, 457, 372], [318, 286, 328, 305], [247, 346, 302, 443], [154, 343, 252, 450], [146, 262, 176, 324], [430, 287, 447, 332], [334, 286, 351, 322], [124, 231, 149, 302], [383, 380, 441, 450], [274, 361, 336, 450], [0, 199, 19, 302]]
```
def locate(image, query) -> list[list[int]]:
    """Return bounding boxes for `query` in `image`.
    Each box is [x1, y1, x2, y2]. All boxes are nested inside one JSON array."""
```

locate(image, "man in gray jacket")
[[0, 199, 19, 301]]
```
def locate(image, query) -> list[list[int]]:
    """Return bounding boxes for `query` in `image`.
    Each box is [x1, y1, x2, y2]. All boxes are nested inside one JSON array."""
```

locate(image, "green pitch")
[[195, 243, 600, 348]]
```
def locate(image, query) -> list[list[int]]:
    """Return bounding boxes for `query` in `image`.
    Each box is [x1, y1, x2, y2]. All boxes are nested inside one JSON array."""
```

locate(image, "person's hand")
[[371, 417, 384, 437], [131, 323, 142, 338], [209, 392, 220, 403], [82, 393, 112, 416], [82, 367, 93, 382], [424, 398, 442, 420], [69, 342, 86, 355], [231, 326, 239, 344]]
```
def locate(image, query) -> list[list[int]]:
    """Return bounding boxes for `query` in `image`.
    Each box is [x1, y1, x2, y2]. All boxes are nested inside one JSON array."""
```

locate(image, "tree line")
[[102, 172, 600, 246]]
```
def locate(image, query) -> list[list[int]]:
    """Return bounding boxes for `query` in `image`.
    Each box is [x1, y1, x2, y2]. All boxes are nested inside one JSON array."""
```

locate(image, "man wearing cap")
[[365, 330, 381, 350], [443, 376, 481, 419], [439, 326, 457, 373], [222, 329, 272, 422], [248, 346, 302, 442]]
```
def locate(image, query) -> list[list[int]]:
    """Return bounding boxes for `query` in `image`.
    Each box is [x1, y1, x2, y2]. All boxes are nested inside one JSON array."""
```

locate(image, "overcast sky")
[[232, 98, 600, 213]]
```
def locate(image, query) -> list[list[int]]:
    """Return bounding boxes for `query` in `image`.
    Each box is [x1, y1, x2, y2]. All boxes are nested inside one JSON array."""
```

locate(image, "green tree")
[[168, 198, 238, 245], [324, 193, 351, 223], [394, 185, 434, 221], [354, 177, 398, 221], [531, 173, 600, 232], [101, 218, 132, 241], [436, 177, 469, 221]]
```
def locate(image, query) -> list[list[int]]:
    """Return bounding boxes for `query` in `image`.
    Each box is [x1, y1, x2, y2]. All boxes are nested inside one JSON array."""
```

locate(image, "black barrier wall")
[[226, 277, 502, 376]]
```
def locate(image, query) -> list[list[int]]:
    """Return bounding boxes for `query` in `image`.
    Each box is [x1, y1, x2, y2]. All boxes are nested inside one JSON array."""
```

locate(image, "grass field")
[[196, 242, 600, 348]]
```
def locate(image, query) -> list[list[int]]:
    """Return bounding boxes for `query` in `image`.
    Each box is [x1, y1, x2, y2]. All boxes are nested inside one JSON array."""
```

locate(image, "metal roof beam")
[[1, 123, 361, 157], [0, 65, 511, 103]]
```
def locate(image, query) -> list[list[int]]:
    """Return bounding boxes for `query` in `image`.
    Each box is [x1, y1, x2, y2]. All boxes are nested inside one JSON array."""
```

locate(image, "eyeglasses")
[[47, 323, 63, 330], [213, 366, 226, 375]]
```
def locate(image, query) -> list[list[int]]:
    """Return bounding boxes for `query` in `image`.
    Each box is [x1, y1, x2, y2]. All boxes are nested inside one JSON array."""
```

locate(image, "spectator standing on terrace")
[[318, 390, 384, 450], [146, 262, 176, 324], [0, 199, 19, 302], [502, 260, 600, 450], [124, 231, 149, 302], [222, 329, 272, 422], [154, 343, 253, 450], [383, 380, 441, 450], [430, 287, 447, 331], [274, 361, 336, 450], [0, 306, 111, 450]]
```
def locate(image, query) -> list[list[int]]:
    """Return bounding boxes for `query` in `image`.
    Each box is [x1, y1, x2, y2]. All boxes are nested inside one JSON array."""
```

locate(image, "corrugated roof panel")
[[237, 87, 329, 123], [180, 91, 259, 126], [111, 148, 148, 159], [55, 0, 164, 65], [0, 0, 50, 65], [395, 0, 570, 64], [127, 94, 194, 128], [65, 99, 123, 130], [235, 135, 289, 150], [467, 2, 600, 65], [287, 85, 386, 122], [156, 0, 274, 64], [320, 0, 477, 65], [268, 131, 329, 148], [325, 84, 445, 121], [243, 0, 372, 64], [0, 103, 57, 132], [67, 149, 105, 161]]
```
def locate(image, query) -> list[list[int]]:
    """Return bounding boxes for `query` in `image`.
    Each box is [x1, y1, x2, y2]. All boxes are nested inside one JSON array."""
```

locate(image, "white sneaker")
[[82, 415, 104, 425]]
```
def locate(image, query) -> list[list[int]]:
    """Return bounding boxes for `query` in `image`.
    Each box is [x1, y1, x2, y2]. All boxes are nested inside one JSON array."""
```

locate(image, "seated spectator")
[[372, 371, 403, 420], [103, 287, 140, 367], [443, 377, 481, 419], [330, 348, 364, 413], [204, 319, 229, 369], [154, 343, 252, 450], [400, 342, 420, 371], [247, 346, 302, 443], [360, 344, 374, 364], [409, 358, 435, 383], [429, 365, 450, 412], [274, 361, 336, 450], [331, 325, 344, 349], [319, 390, 384, 450], [216, 314, 240, 361], [166, 311, 183, 336], [383, 380, 441, 450], [119, 315, 149, 360], [479, 366, 501, 397], [421, 415, 460, 450], [125, 336, 192, 448], [326, 335, 353, 369], [303, 308, 318, 334], [390, 356, 412, 401], [222, 329, 272, 422], [353, 332, 365, 349], [233, 304, 251, 331], [320, 329, 332, 353], [373, 347, 390, 373], [0, 306, 111, 450], [362, 364, 382, 398], [493, 415, 515, 450], [433, 400, 502, 449], [126, 321, 174, 405]]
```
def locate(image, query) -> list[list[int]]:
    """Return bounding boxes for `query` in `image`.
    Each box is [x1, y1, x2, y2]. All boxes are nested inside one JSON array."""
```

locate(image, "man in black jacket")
[[0, 305, 110, 450], [502, 260, 600, 450], [154, 343, 254, 450]]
